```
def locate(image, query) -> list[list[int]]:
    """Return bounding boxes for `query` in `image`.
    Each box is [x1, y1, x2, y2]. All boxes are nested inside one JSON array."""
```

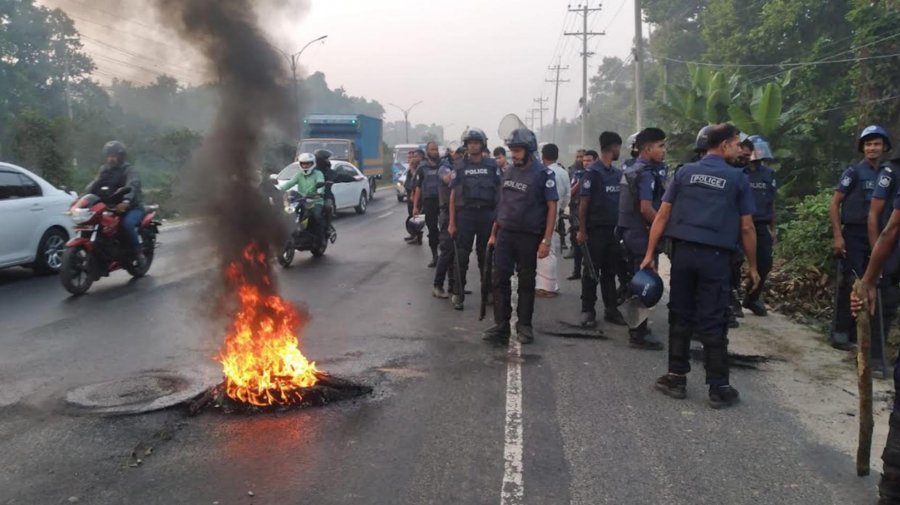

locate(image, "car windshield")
[[393, 148, 417, 165], [299, 141, 350, 160]]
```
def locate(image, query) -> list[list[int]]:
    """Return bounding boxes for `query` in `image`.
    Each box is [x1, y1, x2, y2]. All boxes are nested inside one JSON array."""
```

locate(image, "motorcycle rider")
[[313, 148, 336, 239], [279, 152, 326, 242], [84, 141, 145, 268]]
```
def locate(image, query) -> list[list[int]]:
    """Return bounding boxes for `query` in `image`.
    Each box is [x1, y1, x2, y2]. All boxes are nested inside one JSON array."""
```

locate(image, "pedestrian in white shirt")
[[536, 143, 571, 297]]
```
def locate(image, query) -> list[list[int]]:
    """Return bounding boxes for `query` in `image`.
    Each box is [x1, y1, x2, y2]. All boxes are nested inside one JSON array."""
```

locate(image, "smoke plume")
[[152, 0, 306, 282]]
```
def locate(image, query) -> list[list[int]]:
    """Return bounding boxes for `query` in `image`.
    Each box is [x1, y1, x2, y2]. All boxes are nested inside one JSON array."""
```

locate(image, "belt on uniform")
[[462, 204, 495, 210]]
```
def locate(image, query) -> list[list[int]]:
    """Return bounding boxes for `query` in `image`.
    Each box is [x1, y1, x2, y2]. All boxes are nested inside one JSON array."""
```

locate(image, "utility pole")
[[566, 4, 604, 148], [389, 101, 424, 143], [526, 109, 536, 130], [533, 97, 550, 140], [545, 61, 570, 143], [633, 0, 644, 130], [275, 35, 328, 130]]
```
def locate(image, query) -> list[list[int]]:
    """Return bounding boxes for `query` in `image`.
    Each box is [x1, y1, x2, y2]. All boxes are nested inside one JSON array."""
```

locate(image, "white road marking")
[[377, 211, 394, 219], [501, 277, 524, 504]]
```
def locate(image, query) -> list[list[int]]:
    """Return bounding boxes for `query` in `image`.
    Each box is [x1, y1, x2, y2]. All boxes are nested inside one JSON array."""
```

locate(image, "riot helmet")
[[858, 125, 892, 153], [627, 269, 664, 308], [748, 135, 774, 162]]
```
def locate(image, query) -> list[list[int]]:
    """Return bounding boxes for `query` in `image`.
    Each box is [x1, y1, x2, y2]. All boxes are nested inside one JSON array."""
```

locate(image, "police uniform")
[[566, 163, 587, 271], [433, 164, 456, 293], [450, 155, 501, 299], [416, 158, 445, 262], [580, 160, 624, 318], [492, 160, 559, 334], [743, 163, 776, 308], [663, 154, 755, 387], [617, 157, 668, 344], [869, 161, 900, 369], [833, 160, 879, 345], [404, 165, 421, 241]]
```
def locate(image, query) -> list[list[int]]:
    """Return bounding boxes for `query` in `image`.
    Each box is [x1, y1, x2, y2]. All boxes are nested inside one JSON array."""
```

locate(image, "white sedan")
[[275, 161, 371, 214], [0, 162, 77, 273]]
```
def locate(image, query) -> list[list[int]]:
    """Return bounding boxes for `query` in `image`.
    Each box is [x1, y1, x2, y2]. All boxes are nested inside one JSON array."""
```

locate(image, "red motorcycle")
[[60, 187, 160, 295]]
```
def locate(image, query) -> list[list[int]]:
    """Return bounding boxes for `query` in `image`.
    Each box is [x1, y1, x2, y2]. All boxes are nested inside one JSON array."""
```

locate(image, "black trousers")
[[580, 225, 620, 313], [834, 224, 870, 339], [456, 207, 494, 294], [434, 208, 456, 290], [423, 198, 440, 249], [493, 229, 541, 327], [667, 241, 732, 386]]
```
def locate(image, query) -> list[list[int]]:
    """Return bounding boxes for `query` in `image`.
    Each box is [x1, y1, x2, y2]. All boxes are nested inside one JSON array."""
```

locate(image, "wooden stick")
[[853, 279, 874, 476]]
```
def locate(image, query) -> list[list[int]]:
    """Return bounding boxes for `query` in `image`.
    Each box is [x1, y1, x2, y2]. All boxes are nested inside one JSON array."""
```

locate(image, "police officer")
[[483, 128, 559, 344], [449, 128, 501, 310], [642, 123, 759, 409], [852, 164, 900, 503], [617, 128, 669, 350], [564, 150, 592, 268], [742, 135, 777, 317], [578, 132, 627, 327], [413, 142, 445, 267], [432, 152, 457, 298], [725, 136, 755, 327], [404, 150, 424, 244], [829, 125, 889, 350]]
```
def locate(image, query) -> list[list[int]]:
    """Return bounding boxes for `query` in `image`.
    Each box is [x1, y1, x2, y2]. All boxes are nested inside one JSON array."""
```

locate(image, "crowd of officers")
[[397, 123, 792, 410]]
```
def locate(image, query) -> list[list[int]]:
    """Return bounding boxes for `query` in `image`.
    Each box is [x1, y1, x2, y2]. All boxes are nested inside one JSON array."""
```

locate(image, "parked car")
[[275, 160, 370, 214], [0, 162, 77, 273]]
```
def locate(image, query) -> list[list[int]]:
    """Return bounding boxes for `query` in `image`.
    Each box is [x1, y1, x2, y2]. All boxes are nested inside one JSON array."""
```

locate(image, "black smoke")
[[153, 0, 304, 285]]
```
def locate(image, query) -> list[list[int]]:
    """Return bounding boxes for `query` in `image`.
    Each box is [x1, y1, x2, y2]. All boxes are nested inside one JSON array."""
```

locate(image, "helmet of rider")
[[626, 268, 664, 308], [748, 135, 774, 162], [462, 127, 488, 148], [297, 152, 316, 175], [505, 127, 538, 153], [103, 140, 127, 165], [695, 125, 715, 152], [858, 125, 892, 153]]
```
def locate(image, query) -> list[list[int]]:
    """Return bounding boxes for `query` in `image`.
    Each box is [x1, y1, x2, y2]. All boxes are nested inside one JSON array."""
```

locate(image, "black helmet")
[[406, 215, 426, 235], [103, 140, 127, 159], [313, 148, 334, 161], [462, 128, 488, 147], [695, 125, 714, 152], [505, 128, 538, 153], [626, 268, 664, 308]]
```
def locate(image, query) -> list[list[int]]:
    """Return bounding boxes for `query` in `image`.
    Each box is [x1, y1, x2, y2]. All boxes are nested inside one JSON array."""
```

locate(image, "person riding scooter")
[[280, 152, 326, 242]]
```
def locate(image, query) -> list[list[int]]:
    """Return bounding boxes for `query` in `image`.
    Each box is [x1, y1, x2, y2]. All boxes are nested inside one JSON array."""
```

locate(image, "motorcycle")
[[278, 183, 334, 267], [60, 187, 160, 295]]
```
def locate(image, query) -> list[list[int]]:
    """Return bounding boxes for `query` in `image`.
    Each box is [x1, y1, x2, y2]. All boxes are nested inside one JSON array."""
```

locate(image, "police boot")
[[580, 310, 597, 328], [879, 412, 900, 504], [427, 246, 438, 268], [483, 322, 511, 344], [654, 373, 687, 400], [830, 332, 855, 351], [451, 293, 464, 311], [743, 295, 768, 316], [629, 322, 664, 351], [604, 308, 627, 326], [516, 323, 534, 344], [413, 234, 423, 245], [708, 385, 740, 409]]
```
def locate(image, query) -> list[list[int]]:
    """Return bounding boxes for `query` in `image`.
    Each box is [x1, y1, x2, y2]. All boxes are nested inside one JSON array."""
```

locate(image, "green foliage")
[[776, 189, 834, 274], [9, 109, 71, 187]]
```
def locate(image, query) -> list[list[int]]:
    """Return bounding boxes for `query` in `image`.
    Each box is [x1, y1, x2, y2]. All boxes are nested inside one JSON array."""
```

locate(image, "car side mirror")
[[269, 173, 279, 181]]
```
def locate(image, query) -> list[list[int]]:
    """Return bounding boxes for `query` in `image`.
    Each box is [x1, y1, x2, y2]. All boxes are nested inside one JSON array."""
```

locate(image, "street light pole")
[[388, 101, 423, 144], [275, 35, 328, 119]]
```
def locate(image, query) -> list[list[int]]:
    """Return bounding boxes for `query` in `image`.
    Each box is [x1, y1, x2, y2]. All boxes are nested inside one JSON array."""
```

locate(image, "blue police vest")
[[438, 166, 452, 209], [618, 159, 665, 230], [876, 163, 899, 228], [421, 162, 441, 200], [496, 161, 551, 234], [841, 162, 878, 225], [455, 156, 499, 208], [585, 163, 622, 228], [665, 157, 744, 251], [745, 164, 775, 223]]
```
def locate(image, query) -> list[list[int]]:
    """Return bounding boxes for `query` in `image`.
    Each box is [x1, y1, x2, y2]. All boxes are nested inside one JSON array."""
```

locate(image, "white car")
[[0, 162, 77, 273], [276, 161, 371, 214]]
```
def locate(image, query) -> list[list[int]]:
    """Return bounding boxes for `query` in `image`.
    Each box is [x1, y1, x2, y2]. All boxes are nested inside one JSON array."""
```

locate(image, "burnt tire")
[[355, 191, 368, 214], [60, 246, 93, 296], [33, 227, 68, 275]]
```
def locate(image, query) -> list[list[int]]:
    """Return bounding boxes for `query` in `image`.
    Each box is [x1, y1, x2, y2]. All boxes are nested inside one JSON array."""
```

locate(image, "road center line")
[[501, 277, 524, 504], [376, 211, 394, 219]]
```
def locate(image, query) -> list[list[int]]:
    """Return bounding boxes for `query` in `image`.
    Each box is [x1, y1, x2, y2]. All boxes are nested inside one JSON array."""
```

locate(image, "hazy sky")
[[42, 0, 639, 144]]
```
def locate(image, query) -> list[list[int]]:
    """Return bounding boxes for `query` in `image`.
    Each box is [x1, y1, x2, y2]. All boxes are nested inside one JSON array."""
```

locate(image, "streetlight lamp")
[[388, 101, 423, 144], [274, 35, 328, 114]]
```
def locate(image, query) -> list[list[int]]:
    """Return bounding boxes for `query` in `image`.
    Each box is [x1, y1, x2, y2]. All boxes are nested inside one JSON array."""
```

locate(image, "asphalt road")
[[0, 194, 879, 505]]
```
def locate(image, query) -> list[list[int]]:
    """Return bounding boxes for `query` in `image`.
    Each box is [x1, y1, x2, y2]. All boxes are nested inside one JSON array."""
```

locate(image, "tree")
[[9, 109, 70, 187]]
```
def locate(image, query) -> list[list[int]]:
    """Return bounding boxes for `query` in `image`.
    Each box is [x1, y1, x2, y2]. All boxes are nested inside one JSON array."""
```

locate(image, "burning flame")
[[218, 243, 319, 406]]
